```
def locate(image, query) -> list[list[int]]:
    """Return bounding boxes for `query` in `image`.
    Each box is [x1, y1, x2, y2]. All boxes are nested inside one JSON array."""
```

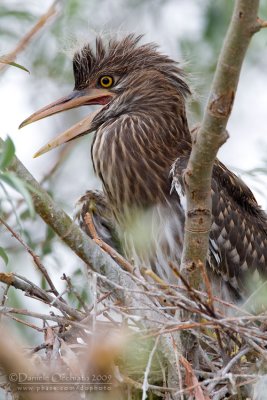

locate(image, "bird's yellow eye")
[[99, 75, 114, 88]]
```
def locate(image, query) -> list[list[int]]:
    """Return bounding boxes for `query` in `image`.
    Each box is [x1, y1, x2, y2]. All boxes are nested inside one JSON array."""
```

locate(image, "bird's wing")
[[171, 157, 267, 296], [210, 160, 267, 293]]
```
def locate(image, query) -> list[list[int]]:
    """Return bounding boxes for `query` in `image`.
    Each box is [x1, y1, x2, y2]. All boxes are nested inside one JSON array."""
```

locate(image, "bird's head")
[[19, 34, 190, 157]]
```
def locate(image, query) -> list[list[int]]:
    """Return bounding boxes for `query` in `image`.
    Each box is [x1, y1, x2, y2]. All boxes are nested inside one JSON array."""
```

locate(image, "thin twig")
[[257, 17, 267, 28], [0, 216, 64, 301], [0, 306, 92, 331], [6, 314, 44, 332], [206, 346, 250, 392], [172, 336, 184, 400], [0, 1, 59, 73], [84, 211, 134, 274], [141, 335, 160, 400], [0, 272, 84, 320], [61, 273, 89, 312]]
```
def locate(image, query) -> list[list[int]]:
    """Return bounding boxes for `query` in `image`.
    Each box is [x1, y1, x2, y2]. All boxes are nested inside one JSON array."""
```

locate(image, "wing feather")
[[171, 156, 267, 297]]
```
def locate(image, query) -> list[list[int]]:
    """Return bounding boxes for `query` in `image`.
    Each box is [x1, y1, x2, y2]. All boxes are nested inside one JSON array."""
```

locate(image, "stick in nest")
[[84, 211, 134, 274]]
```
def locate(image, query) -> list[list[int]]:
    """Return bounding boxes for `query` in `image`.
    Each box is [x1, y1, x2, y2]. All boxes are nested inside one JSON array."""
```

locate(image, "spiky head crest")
[[72, 34, 190, 97]]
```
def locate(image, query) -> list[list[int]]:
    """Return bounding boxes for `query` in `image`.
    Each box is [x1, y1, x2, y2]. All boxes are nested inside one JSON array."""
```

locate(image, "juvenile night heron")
[[20, 35, 267, 301]]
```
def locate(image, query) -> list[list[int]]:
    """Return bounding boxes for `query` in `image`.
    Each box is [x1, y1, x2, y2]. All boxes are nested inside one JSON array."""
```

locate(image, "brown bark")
[[181, 0, 263, 285]]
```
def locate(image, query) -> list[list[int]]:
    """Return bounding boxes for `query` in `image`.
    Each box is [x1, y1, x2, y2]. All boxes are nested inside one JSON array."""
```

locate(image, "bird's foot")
[[74, 190, 121, 252]]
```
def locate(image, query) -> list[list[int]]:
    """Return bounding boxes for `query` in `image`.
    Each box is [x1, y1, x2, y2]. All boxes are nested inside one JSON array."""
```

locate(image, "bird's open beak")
[[19, 88, 113, 157]]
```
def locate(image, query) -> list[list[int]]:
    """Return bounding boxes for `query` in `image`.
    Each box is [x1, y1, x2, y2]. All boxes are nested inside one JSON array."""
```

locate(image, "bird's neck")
[[92, 102, 191, 217]]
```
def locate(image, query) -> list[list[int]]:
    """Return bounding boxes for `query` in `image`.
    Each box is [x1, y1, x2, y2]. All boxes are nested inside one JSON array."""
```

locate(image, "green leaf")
[[0, 57, 30, 73], [0, 7, 35, 22], [0, 247, 8, 265], [0, 136, 15, 170], [0, 172, 35, 217]]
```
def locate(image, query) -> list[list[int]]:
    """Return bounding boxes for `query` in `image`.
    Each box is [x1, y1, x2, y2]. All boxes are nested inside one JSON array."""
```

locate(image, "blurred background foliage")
[[0, 0, 267, 341]]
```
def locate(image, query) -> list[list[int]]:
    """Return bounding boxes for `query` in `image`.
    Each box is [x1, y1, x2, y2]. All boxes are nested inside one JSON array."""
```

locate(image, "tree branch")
[[0, 216, 63, 300], [0, 1, 59, 73], [0, 272, 84, 320], [256, 17, 267, 29], [181, 0, 261, 280]]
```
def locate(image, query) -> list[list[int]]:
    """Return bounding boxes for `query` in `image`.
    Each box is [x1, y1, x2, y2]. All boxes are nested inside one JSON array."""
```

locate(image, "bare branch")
[[141, 335, 160, 400], [0, 216, 63, 300], [0, 1, 59, 73], [256, 17, 267, 29], [0, 272, 84, 320], [84, 211, 135, 274], [0, 306, 92, 330]]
